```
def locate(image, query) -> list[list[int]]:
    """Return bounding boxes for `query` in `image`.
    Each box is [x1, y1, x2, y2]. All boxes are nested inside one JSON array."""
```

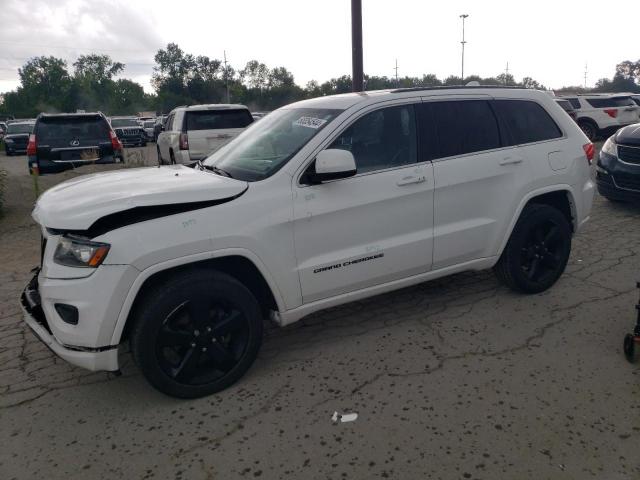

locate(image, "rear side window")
[[428, 100, 500, 158], [566, 98, 581, 109], [492, 100, 562, 145], [586, 97, 635, 108], [36, 117, 109, 141], [555, 100, 573, 112], [186, 110, 253, 131]]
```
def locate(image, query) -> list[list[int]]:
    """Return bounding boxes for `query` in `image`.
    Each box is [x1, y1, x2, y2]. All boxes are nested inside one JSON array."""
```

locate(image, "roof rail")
[[390, 85, 527, 93]]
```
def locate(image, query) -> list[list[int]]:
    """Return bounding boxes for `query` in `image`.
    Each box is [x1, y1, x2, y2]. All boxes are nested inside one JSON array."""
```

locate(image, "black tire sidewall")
[[499, 205, 572, 294], [131, 270, 264, 398]]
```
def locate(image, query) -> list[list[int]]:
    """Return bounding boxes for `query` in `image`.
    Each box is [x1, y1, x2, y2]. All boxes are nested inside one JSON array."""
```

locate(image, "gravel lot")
[[1, 143, 639, 479]]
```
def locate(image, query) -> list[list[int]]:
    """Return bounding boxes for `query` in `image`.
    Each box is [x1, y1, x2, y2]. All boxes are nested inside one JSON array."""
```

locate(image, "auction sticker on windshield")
[[293, 117, 327, 129]]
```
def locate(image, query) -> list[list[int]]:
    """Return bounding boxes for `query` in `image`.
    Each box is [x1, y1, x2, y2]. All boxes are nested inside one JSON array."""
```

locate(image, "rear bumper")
[[21, 273, 119, 371], [30, 155, 119, 174]]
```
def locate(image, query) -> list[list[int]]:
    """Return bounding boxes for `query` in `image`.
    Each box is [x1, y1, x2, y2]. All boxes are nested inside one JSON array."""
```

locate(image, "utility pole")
[[351, 0, 364, 91], [505, 62, 510, 85], [223, 50, 230, 103], [394, 59, 399, 87], [583, 63, 588, 89], [460, 14, 469, 81]]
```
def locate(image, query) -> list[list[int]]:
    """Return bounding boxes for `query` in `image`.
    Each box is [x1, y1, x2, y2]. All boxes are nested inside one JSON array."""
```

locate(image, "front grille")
[[618, 145, 640, 165], [613, 173, 640, 192]]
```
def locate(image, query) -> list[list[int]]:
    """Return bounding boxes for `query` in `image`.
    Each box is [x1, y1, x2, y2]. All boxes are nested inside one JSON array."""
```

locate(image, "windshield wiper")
[[211, 166, 234, 178]]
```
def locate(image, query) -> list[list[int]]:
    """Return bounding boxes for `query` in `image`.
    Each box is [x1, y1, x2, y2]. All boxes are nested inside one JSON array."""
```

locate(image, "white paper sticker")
[[293, 116, 327, 129]]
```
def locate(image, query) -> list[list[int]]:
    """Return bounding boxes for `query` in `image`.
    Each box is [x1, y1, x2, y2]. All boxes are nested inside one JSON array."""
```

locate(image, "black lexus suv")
[[28, 113, 124, 175], [4, 121, 34, 155], [597, 123, 640, 202]]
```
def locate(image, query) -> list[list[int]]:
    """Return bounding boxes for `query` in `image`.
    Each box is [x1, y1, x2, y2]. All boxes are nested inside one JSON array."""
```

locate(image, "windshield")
[[111, 118, 139, 127], [7, 123, 34, 134], [203, 108, 342, 181]]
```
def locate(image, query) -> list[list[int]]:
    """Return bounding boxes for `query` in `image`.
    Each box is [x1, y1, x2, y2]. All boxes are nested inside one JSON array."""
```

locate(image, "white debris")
[[332, 411, 358, 423]]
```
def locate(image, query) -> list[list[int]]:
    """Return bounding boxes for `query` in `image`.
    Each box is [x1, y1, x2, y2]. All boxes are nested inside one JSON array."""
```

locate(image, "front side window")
[[429, 100, 501, 158], [328, 104, 417, 174], [204, 108, 341, 181], [492, 100, 562, 145]]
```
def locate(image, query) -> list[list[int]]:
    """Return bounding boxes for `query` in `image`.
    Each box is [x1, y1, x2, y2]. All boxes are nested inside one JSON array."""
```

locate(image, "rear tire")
[[157, 146, 163, 165], [494, 204, 572, 294], [170, 150, 176, 165], [578, 120, 597, 141], [130, 269, 264, 398]]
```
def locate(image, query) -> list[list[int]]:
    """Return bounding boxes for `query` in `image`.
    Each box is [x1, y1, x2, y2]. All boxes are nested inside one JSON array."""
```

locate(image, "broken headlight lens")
[[53, 235, 110, 268]]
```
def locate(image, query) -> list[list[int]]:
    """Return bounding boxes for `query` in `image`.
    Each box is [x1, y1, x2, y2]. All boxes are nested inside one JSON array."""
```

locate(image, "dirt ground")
[[1, 143, 640, 480]]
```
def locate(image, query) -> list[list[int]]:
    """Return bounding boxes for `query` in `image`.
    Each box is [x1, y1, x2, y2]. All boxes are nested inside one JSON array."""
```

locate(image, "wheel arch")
[[111, 249, 285, 345], [497, 186, 577, 258]]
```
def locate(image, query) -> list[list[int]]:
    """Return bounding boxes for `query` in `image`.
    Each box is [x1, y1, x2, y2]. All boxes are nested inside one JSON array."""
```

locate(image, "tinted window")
[[329, 104, 417, 174], [111, 118, 139, 127], [6, 123, 34, 134], [37, 116, 109, 141], [429, 100, 500, 158], [166, 114, 175, 131], [555, 100, 573, 112], [586, 97, 636, 108], [566, 98, 581, 109], [186, 109, 253, 131], [143, 121, 154, 128], [492, 100, 562, 145]]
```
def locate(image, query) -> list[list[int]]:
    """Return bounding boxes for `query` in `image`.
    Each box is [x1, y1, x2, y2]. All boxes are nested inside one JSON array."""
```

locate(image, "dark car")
[[110, 117, 147, 147], [4, 121, 34, 155], [555, 98, 577, 122], [596, 123, 640, 202], [28, 113, 123, 175]]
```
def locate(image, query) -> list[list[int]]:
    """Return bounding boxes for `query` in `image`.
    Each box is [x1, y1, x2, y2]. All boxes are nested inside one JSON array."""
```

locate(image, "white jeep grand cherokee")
[[21, 87, 595, 398]]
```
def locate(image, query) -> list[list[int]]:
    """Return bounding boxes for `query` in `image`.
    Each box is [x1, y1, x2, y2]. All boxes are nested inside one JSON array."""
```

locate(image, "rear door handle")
[[499, 156, 524, 166], [396, 175, 426, 186]]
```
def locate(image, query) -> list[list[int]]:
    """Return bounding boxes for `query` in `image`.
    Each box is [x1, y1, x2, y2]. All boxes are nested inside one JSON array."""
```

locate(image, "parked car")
[[3, 121, 34, 155], [561, 94, 640, 140], [554, 98, 577, 121], [21, 86, 594, 398], [157, 104, 253, 164], [110, 116, 147, 147], [142, 120, 155, 142], [596, 123, 640, 202], [27, 112, 123, 175], [251, 112, 269, 121], [153, 115, 167, 142], [0, 121, 6, 139]]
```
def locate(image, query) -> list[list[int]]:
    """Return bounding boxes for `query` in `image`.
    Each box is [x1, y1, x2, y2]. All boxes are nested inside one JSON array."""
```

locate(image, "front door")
[[293, 103, 435, 304]]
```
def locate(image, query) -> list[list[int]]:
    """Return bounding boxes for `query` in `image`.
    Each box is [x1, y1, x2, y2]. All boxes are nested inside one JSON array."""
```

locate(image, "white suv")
[[22, 87, 595, 398], [157, 104, 253, 165], [561, 94, 640, 140]]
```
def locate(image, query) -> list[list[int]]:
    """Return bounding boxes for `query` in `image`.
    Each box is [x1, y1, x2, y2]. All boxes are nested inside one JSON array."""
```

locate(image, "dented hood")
[[33, 165, 248, 230]]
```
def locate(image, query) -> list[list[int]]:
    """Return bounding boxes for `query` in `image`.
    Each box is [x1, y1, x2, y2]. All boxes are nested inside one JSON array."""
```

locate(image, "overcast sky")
[[1, 0, 638, 94]]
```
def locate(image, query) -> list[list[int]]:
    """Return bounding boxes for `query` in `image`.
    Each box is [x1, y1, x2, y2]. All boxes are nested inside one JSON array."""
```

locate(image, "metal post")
[[351, 0, 364, 92], [460, 14, 469, 81], [394, 59, 399, 87], [224, 50, 230, 103]]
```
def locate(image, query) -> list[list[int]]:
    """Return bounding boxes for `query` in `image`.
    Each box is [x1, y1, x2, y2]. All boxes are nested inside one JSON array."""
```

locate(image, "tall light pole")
[[460, 14, 469, 81], [351, 0, 364, 92]]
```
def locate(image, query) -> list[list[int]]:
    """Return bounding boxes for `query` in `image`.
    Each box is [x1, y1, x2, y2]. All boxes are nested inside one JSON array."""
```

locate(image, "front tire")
[[130, 269, 264, 398], [494, 204, 572, 294]]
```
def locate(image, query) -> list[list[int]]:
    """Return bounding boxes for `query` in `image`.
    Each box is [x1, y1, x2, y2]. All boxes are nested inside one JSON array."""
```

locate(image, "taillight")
[[604, 108, 618, 118], [109, 130, 122, 151], [179, 132, 189, 150], [26, 134, 36, 156], [583, 143, 594, 165]]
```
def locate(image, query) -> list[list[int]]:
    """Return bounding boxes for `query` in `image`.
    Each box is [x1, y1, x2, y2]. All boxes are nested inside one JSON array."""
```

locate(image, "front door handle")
[[396, 175, 426, 186], [499, 156, 524, 166]]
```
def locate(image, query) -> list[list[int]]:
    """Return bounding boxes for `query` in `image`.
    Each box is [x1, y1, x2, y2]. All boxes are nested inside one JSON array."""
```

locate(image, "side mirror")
[[308, 149, 357, 184]]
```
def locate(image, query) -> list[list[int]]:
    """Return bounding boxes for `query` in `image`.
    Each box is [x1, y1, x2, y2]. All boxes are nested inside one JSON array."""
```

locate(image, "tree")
[[241, 60, 269, 90], [73, 54, 124, 82], [615, 60, 640, 82], [521, 77, 546, 90], [267, 66, 295, 88]]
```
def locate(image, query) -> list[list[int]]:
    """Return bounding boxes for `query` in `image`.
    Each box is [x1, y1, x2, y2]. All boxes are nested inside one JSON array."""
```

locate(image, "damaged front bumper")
[[20, 271, 119, 372]]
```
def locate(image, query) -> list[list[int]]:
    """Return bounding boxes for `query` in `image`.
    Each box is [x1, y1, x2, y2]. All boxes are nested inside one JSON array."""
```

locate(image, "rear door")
[[35, 115, 112, 163], [185, 109, 253, 160], [426, 97, 532, 269]]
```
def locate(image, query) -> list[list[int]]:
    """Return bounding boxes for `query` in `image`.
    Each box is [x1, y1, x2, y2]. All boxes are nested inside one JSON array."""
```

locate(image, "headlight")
[[601, 136, 617, 157], [54, 236, 110, 268]]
